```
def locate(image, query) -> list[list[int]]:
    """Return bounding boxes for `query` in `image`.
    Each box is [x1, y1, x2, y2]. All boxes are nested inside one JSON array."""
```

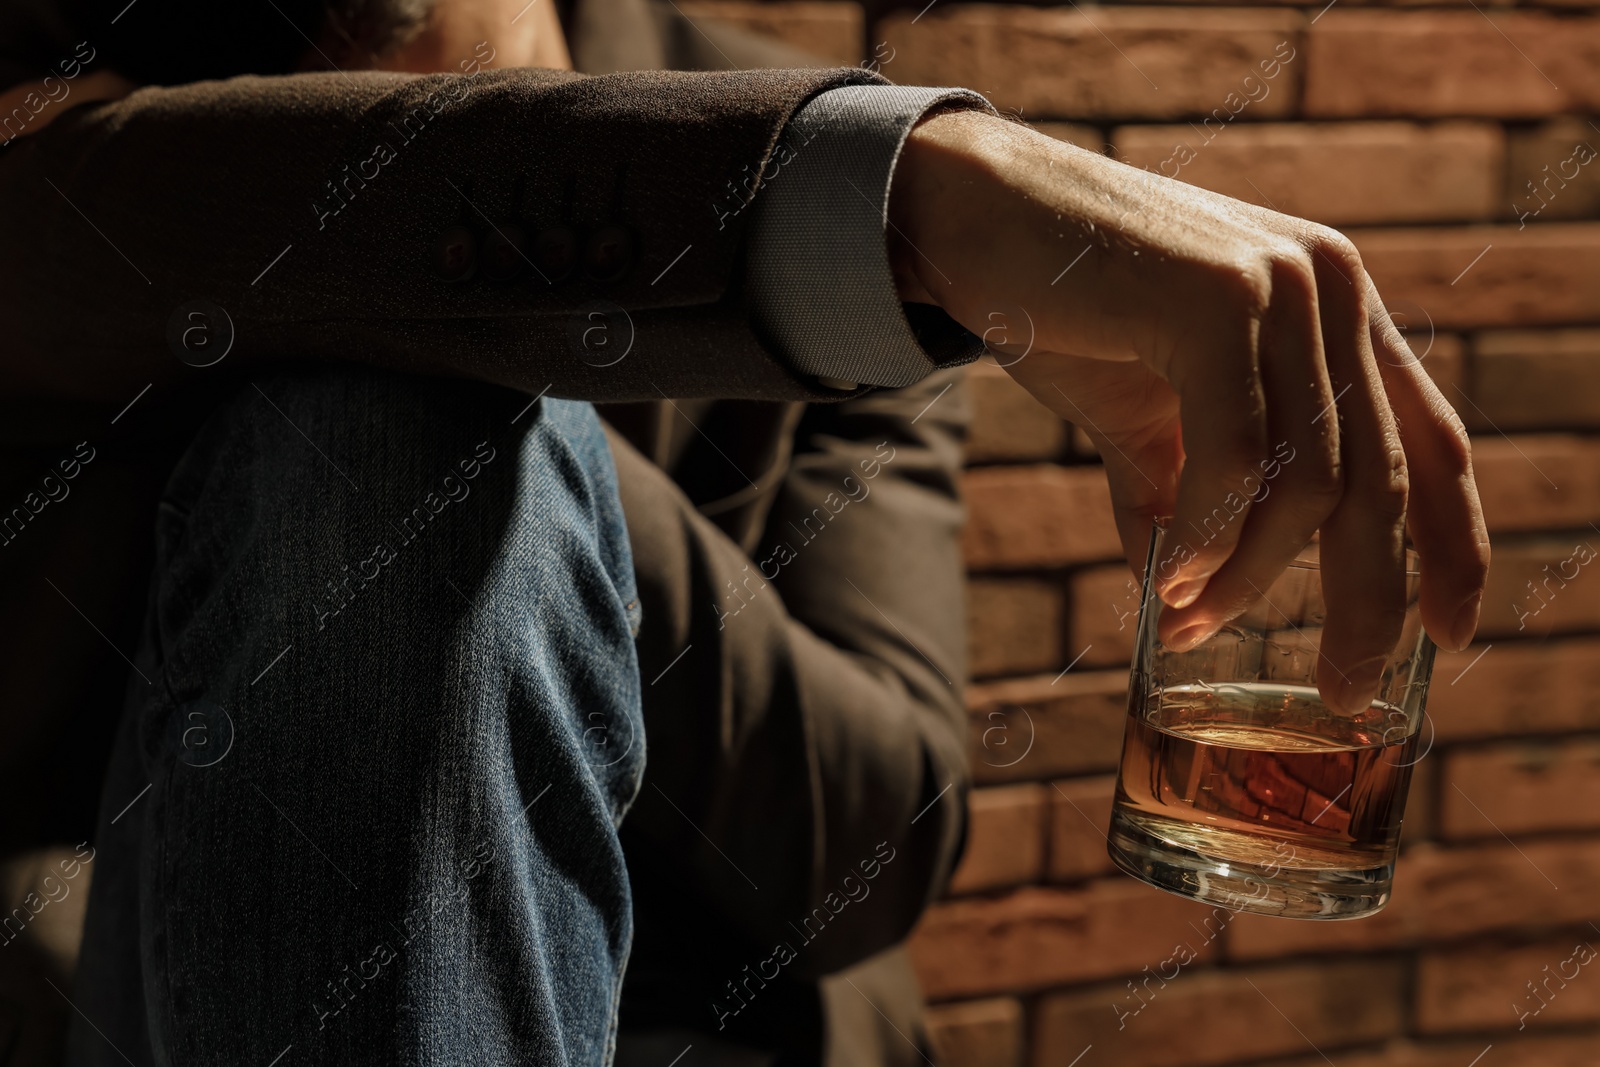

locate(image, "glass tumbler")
[[1107, 526, 1435, 920]]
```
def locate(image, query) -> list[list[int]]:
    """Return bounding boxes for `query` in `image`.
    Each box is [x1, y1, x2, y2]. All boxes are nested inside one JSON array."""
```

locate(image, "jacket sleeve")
[[2, 63, 890, 415], [607, 366, 970, 981]]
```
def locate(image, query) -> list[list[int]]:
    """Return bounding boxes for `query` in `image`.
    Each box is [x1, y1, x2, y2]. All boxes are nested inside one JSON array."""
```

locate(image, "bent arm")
[[2, 64, 886, 417]]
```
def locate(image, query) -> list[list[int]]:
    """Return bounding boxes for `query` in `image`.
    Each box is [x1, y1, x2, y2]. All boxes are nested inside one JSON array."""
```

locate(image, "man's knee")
[[146, 369, 642, 789]]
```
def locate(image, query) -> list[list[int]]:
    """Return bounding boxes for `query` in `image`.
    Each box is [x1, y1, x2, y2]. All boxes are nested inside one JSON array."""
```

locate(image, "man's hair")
[[1, 0, 436, 87]]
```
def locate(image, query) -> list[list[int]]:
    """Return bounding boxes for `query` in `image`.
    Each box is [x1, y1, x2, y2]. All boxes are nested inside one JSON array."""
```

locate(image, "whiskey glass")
[[1107, 525, 1435, 920]]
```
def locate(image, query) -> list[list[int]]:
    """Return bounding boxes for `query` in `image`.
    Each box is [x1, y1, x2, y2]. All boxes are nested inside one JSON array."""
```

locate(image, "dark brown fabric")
[[601, 366, 969, 1067]]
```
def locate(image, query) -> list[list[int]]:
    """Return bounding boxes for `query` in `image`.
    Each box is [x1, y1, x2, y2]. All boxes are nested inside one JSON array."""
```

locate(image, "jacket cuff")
[[744, 84, 994, 389]]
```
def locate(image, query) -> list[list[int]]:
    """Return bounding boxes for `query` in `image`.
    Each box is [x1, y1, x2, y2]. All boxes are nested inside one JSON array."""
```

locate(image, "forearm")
[[2, 65, 881, 417]]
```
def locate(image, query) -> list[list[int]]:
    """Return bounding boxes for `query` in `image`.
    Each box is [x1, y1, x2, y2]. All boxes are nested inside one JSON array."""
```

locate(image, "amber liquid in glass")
[[1114, 683, 1417, 872]]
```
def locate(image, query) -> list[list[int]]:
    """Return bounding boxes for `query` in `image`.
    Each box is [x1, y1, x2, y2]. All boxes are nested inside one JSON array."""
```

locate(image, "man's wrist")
[[887, 108, 1002, 310]]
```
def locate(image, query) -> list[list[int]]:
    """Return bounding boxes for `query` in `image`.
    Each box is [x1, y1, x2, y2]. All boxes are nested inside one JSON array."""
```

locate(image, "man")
[[4, 5, 965, 1065], [0, 0, 1489, 1062]]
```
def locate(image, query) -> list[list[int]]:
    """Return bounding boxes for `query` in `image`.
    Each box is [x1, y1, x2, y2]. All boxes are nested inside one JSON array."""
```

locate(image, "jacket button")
[[432, 225, 476, 282], [481, 223, 529, 281], [534, 226, 579, 284], [584, 224, 635, 283]]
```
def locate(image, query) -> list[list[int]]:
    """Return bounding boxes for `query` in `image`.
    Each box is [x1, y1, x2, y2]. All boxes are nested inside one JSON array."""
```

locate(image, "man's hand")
[[888, 109, 1490, 714]]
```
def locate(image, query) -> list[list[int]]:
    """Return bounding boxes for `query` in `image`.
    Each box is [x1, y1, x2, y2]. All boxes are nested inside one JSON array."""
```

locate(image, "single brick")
[[1471, 435, 1600, 534], [1506, 118, 1600, 225], [1032, 959, 1404, 1067], [1305, 11, 1600, 118], [1440, 739, 1600, 840], [1470, 329, 1600, 431], [1400, 833, 1600, 947], [1113, 121, 1502, 225], [678, 0, 865, 63], [908, 881, 1224, 999], [1477, 533, 1600, 639], [962, 465, 1122, 570], [1417, 936, 1600, 1034], [1428, 637, 1600, 742], [1047, 776, 1119, 883], [926, 997, 1025, 1067], [948, 784, 1050, 895], [1068, 564, 1142, 669], [967, 576, 1068, 679], [965, 359, 1069, 464], [966, 670, 1130, 785], [1353, 223, 1600, 329], [880, 7, 1305, 121]]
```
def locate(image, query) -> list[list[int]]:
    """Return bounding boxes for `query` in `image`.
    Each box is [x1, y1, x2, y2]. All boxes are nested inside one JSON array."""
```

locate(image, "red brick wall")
[[694, 3, 1600, 1063]]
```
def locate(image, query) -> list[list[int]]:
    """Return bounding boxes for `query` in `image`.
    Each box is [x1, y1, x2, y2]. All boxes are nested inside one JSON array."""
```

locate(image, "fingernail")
[[1450, 592, 1482, 652], [1335, 655, 1389, 714], [1169, 621, 1216, 651], [1163, 578, 1205, 610]]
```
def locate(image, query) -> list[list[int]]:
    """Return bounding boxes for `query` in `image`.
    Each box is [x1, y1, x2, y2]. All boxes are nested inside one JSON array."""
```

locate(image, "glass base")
[[1107, 808, 1393, 921]]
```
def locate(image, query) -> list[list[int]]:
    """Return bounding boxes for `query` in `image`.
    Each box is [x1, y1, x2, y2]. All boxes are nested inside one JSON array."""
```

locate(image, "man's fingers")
[[1370, 298, 1491, 651], [1308, 247, 1410, 714], [1159, 257, 1343, 652], [1156, 304, 1270, 617], [1015, 353, 1182, 576], [1099, 427, 1183, 585]]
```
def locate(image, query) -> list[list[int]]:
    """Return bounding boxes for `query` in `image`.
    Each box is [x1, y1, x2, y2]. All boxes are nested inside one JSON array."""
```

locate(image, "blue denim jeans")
[[67, 370, 645, 1066]]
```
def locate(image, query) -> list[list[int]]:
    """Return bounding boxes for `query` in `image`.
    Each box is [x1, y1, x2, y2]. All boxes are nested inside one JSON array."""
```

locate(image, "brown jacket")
[[602, 364, 969, 1066], [0, 2, 973, 1063]]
